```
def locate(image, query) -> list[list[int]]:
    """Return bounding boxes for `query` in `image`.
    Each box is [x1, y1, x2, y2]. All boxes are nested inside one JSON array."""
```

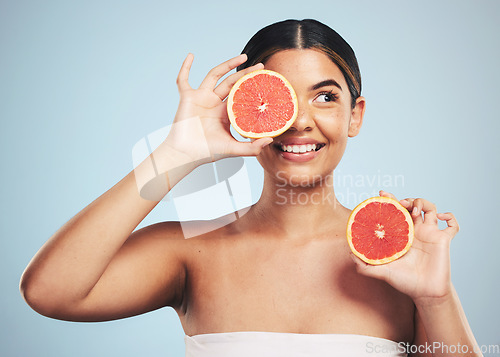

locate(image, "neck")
[[248, 171, 349, 240]]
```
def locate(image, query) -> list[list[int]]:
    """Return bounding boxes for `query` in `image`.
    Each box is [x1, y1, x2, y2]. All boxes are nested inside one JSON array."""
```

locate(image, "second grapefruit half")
[[347, 196, 414, 265], [227, 69, 298, 138]]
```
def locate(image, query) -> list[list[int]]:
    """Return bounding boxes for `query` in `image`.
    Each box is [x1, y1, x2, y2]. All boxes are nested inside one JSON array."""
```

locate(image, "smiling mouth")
[[274, 143, 326, 153]]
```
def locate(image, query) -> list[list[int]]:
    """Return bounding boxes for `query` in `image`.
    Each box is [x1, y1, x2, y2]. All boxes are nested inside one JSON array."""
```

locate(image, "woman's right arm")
[[19, 54, 271, 322]]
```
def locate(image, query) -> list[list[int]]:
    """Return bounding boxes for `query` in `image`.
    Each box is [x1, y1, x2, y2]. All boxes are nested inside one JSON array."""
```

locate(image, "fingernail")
[[412, 207, 418, 215]]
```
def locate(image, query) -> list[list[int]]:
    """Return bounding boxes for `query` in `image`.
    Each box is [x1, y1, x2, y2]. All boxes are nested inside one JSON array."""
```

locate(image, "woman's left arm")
[[352, 191, 482, 357]]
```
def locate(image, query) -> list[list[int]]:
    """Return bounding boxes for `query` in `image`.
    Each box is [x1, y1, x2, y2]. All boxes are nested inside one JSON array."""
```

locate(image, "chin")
[[263, 165, 334, 188]]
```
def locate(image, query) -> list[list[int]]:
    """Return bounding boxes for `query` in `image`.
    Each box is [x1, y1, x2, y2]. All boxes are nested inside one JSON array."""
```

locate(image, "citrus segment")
[[347, 196, 414, 265], [227, 69, 298, 138]]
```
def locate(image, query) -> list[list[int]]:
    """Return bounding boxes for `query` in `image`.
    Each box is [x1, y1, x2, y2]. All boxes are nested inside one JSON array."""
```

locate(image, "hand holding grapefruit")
[[165, 54, 273, 164], [348, 192, 460, 302]]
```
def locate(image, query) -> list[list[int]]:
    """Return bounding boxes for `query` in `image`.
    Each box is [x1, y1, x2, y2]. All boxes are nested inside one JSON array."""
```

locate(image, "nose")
[[289, 103, 314, 132]]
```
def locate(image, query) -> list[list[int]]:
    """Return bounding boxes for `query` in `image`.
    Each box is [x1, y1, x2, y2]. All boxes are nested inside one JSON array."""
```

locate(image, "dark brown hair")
[[238, 19, 361, 108]]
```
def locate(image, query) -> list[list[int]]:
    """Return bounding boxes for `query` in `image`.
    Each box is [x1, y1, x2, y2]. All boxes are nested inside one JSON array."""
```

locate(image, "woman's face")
[[256, 49, 365, 186]]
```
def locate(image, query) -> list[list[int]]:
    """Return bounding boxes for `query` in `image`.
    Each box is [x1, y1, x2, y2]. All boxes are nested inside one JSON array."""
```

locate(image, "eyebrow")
[[309, 79, 343, 91]]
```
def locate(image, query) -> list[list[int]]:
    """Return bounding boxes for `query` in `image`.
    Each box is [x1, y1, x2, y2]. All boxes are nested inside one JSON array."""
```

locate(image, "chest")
[[181, 236, 414, 341]]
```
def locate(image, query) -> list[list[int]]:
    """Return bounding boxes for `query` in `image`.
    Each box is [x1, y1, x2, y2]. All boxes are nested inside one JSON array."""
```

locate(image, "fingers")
[[380, 192, 458, 239], [380, 191, 414, 213], [379, 190, 397, 200], [177, 53, 194, 91], [399, 197, 437, 226], [380, 191, 420, 222], [228, 137, 273, 157], [199, 54, 249, 91], [399, 198, 414, 210], [399, 198, 413, 219], [213, 62, 264, 100], [350, 253, 390, 282], [412, 198, 438, 225], [437, 212, 460, 237]]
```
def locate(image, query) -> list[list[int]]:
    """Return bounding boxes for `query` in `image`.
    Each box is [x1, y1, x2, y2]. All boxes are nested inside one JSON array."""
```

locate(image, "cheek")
[[314, 110, 351, 139]]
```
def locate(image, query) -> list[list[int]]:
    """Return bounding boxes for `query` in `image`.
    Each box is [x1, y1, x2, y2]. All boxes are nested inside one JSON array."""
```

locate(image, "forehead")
[[263, 49, 347, 90]]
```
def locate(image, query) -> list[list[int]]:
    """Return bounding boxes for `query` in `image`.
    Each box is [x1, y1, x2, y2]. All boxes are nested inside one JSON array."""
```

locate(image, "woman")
[[20, 19, 481, 356]]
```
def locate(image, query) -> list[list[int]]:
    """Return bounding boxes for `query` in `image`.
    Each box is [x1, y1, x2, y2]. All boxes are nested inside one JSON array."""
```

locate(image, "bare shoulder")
[[129, 220, 186, 241], [131, 218, 233, 242], [127, 217, 236, 263]]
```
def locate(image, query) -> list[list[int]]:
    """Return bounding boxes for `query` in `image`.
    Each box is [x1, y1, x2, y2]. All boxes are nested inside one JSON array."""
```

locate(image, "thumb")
[[229, 137, 273, 157], [350, 253, 391, 282]]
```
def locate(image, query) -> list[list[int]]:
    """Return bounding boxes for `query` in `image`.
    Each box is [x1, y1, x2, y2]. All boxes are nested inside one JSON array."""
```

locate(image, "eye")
[[314, 91, 339, 103]]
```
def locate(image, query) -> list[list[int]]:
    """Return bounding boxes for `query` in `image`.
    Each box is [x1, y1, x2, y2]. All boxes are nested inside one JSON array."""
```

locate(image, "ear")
[[348, 96, 366, 137]]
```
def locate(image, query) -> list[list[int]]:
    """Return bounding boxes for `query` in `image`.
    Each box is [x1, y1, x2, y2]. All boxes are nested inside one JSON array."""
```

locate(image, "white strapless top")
[[185, 331, 407, 356]]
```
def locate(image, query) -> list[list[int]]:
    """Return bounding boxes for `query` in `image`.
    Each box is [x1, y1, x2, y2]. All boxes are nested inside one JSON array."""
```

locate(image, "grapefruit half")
[[227, 69, 298, 138], [347, 196, 414, 265]]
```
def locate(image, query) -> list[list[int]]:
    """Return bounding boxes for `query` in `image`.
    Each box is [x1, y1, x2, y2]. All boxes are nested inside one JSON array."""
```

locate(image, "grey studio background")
[[1, 0, 499, 356]]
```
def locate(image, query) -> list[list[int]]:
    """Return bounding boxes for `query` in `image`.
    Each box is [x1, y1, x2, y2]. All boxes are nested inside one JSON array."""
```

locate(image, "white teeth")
[[280, 144, 319, 153]]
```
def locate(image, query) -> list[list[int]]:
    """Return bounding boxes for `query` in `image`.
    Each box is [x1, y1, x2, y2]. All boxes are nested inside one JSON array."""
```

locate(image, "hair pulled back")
[[238, 19, 361, 108]]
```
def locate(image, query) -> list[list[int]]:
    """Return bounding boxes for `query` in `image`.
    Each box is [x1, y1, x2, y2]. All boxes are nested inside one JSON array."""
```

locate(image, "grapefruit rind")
[[346, 196, 414, 265], [227, 69, 298, 139]]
